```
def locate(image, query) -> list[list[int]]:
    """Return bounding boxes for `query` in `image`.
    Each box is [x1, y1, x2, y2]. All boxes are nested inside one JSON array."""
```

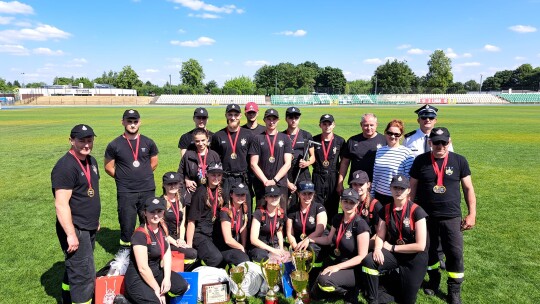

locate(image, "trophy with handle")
[[291, 248, 315, 303], [261, 260, 282, 304], [230, 264, 248, 304]]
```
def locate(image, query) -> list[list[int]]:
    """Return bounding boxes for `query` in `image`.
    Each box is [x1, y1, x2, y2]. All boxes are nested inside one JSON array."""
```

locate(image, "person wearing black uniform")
[[161, 172, 198, 269], [282, 106, 315, 206], [338, 113, 386, 194], [211, 104, 254, 209], [249, 108, 293, 210], [249, 185, 288, 262], [312, 114, 346, 221], [349, 170, 382, 247], [178, 107, 214, 157], [52, 124, 101, 304], [105, 109, 159, 248], [361, 174, 428, 304], [310, 188, 370, 304], [215, 183, 251, 265], [124, 197, 188, 304], [409, 127, 477, 304], [178, 128, 220, 207], [185, 162, 226, 267]]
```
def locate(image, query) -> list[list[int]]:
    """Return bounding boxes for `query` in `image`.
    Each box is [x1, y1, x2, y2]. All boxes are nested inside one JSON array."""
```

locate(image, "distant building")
[[16, 85, 137, 100]]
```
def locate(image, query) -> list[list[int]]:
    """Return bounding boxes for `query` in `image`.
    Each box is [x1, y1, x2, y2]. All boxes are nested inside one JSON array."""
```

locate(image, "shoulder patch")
[[404, 130, 415, 138]]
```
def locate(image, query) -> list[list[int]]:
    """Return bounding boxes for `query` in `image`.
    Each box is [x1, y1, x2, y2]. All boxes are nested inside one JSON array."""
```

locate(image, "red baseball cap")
[[245, 102, 259, 113]]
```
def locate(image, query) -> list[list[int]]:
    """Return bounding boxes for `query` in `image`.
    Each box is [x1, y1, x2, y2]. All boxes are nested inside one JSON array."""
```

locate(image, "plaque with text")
[[202, 282, 229, 304]]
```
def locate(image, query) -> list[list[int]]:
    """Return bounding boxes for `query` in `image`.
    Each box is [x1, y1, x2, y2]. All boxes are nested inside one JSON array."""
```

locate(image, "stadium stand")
[[374, 94, 416, 105], [416, 94, 506, 104], [23, 96, 152, 105], [271, 94, 375, 105], [155, 94, 266, 105], [498, 93, 540, 103]]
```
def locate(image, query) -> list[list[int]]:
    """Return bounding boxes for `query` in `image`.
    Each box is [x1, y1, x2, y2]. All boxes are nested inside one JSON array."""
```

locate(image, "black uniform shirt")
[[211, 128, 253, 173], [409, 152, 471, 218], [104, 134, 158, 192], [51, 152, 101, 230], [241, 124, 266, 138], [248, 132, 293, 187], [253, 208, 285, 248], [178, 128, 214, 150], [188, 186, 222, 237], [312, 134, 346, 173], [130, 226, 169, 273], [379, 202, 428, 246], [287, 202, 326, 240], [343, 133, 387, 181], [331, 214, 370, 262], [164, 197, 184, 239], [281, 129, 313, 181], [215, 205, 247, 248], [358, 199, 383, 237], [178, 149, 221, 186]]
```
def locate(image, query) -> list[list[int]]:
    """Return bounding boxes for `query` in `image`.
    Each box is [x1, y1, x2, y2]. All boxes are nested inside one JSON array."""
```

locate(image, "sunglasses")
[[420, 116, 435, 121], [385, 131, 402, 137], [432, 140, 449, 146]]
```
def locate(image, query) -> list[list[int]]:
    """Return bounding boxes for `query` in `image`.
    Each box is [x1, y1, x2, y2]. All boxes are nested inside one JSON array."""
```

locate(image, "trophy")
[[291, 249, 314, 273], [290, 270, 309, 304], [261, 260, 282, 304], [230, 264, 248, 304]]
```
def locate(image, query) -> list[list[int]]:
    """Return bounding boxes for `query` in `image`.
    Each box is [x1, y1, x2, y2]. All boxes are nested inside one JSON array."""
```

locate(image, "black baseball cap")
[[194, 107, 209, 118], [349, 170, 369, 185], [390, 174, 410, 189], [162, 172, 181, 184], [264, 185, 280, 196], [298, 181, 315, 193], [264, 108, 279, 119], [231, 183, 249, 195], [144, 197, 166, 212], [123, 109, 140, 119], [319, 114, 334, 123], [207, 162, 225, 174], [70, 124, 96, 139], [341, 188, 359, 202], [226, 104, 241, 113], [286, 107, 301, 116], [429, 127, 450, 142]]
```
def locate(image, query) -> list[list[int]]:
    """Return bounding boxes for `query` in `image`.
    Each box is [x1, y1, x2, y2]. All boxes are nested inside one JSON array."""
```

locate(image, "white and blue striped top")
[[371, 145, 414, 197]]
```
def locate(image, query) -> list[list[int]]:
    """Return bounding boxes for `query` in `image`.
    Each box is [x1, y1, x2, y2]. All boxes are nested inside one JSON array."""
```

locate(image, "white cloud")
[[397, 44, 411, 50], [170, 0, 244, 14], [514, 56, 527, 60], [0, 16, 14, 24], [14, 20, 31, 27], [0, 1, 34, 14], [72, 58, 87, 64], [508, 25, 537, 33], [456, 62, 481, 67], [33, 47, 64, 56], [462, 53, 472, 58], [445, 48, 458, 58], [245, 60, 270, 67], [178, 28, 186, 34], [0, 24, 71, 43], [363, 58, 383, 64], [145, 69, 159, 73], [384, 57, 397, 62], [276, 29, 307, 37], [170, 36, 215, 47], [483, 44, 500, 52], [188, 12, 220, 19], [407, 48, 430, 55], [207, 58, 213, 62], [0, 43, 28, 55]]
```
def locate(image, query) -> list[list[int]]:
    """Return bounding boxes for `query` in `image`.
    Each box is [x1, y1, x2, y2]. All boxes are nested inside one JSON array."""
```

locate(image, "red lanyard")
[[335, 215, 354, 250], [68, 150, 93, 191], [321, 136, 334, 163], [299, 204, 311, 237], [167, 195, 180, 229], [267, 210, 279, 243], [431, 153, 449, 186], [148, 225, 165, 259], [287, 129, 300, 149], [198, 150, 208, 178], [392, 202, 408, 241], [122, 134, 140, 162], [227, 128, 240, 155], [208, 187, 219, 219], [265, 132, 278, 159], [232, 206, 242, 236]]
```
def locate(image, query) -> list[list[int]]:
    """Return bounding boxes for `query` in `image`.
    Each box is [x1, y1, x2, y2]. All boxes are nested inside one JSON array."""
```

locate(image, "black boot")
[[447, 290, 462, 304], [423, 269, 441, 296]]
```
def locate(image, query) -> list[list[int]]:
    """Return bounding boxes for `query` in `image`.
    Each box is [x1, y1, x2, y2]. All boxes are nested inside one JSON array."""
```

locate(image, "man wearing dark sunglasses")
[[409, 127, 477, 304], [404, 104, 453, 157]]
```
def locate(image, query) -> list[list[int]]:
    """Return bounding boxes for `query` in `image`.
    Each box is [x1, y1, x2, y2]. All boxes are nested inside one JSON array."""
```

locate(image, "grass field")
[[1, 105, 539, 304]]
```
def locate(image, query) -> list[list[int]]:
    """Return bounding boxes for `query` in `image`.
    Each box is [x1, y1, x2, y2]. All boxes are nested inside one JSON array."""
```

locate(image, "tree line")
[[2, 53, 540, 95]]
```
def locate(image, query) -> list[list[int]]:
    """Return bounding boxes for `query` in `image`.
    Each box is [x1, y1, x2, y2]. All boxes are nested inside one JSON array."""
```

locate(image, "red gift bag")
[[171, 251, 185, 272], [95, 275, 125, 304]]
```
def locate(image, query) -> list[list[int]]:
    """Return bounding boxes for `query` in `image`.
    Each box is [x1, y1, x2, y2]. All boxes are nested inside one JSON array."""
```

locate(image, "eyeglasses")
[[420, 116, 435, 121], [385, 131, 402, 137], [432, 140, 449, 146]]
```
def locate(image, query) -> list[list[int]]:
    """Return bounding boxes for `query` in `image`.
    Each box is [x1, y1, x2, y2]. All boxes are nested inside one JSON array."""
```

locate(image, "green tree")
[[115, 65, 142, 89], [347, 79, 372, 94], [316, 66, 346, 94], [13, 80, 21, 88], [205, 80, 218, 93], [223, 76, 255, 95], [426, 50, 453, 92], [93, 70, 118, 86], [464, 80, 480, 92], [447, 82, 464, 93], [254, 65, 277, 93], [373, 60, 416, 94], [53, 76, 74, 85], [74, 77, 93, 88], [284, 87, 295, 95], [210, 87, 222, 95], [0, 78, 8, 91], [296, 87, 310, 95], [509, 64, 533, 88], [180, 58, 205, 87]]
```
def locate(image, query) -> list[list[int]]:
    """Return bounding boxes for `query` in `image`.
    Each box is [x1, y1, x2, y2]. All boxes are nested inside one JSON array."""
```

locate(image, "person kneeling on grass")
[[124, 197, 188, 304]]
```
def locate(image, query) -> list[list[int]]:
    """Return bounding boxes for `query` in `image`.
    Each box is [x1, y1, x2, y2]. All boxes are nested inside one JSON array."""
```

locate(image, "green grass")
[[1, 105, 539, 303]]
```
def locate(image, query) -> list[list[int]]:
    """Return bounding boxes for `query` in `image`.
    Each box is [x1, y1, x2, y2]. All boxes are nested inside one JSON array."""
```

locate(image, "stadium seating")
[[271, 94, 375, 106], [416, 94, 506, 104], [155, 95, 266, 105], [498, 93, 540, 103]]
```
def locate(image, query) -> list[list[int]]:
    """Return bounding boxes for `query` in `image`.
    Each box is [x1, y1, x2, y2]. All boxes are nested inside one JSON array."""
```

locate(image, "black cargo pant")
[[117, 190, 155, 245], [312, 170, 340, 221]]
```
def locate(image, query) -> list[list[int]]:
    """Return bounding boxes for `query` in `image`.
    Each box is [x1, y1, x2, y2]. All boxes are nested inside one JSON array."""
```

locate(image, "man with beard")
[[338, 113, 386, 194], [178, 107, 214, 157], [404, 105, 454, 157], [105, 109, 159, 249]]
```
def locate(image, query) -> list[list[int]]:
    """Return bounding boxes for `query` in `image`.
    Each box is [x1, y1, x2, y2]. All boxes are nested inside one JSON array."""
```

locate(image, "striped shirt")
[[371, 145, 414, 196]]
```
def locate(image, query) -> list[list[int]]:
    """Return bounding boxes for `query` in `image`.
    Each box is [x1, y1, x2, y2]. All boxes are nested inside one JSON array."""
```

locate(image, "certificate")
[[202, 282, 229, 304]]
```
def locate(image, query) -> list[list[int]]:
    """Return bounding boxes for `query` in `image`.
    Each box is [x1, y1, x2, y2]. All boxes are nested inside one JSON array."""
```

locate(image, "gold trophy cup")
[[261, 261, 282, 304], [292, 249, 314, 273], [290, 270, 310, 304], [230, 264, 248, 304]]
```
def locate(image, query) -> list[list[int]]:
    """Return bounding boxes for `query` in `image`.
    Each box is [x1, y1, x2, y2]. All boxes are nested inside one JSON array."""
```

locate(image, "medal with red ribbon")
[[168, 195, 181, 238], [267, 210, 279, 246], [431, 153, 449, 194], [299, 204, 311, 240], [208, 187, 219, 222], [231, 206, 242, 239], [69, 150, 94, 197], [148, 225, 165, 259], [198, 150, 208, 184], [123, 134, 140, 167], [287, 129, 300, 160], [227, 128, 240, 160], [392, 202, 408, 245], [334, 215, 355, 256], [265, 131, 278, 163], [321, 136, 333, 167]]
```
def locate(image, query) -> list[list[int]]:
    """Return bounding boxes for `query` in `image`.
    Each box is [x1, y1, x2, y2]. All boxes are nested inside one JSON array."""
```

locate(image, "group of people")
[[52, 102, 476, 304]]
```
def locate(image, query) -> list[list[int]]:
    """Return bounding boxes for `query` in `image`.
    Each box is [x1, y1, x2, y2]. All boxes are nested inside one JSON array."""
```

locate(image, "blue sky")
[[1, 0, 539, 87]]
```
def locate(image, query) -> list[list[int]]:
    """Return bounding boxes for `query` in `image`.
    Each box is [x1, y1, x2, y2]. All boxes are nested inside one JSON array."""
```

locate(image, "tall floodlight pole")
[[21, 72, 25, 88], [374, 76, 378, 95], [169, 74, 172, 94], [479, 74, 483, 93]]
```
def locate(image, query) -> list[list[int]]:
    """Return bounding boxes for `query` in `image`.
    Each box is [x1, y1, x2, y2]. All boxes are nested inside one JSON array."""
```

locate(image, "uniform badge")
[[92, 165, 98, 175], [403, 217, 410, 228], [377, 144, 382, 149], [129, 110, 135, 114], [81, 172, 85, 176], [309, 216, 315, 225], [170, 174, 175, 178], [333, 147, 337, 154], [436, 129, 444, 135], [152, 199, 160, 204], [278, 140, 284, 147], [200, 109, 204, 113], [446, 167, 454, 175], [82, 125, 88, 131], [345, 230, 353, 239], [241, 138, 247, 146]]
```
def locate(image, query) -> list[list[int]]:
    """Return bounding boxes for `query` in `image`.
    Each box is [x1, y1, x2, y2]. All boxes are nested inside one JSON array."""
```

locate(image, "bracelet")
[[392, 245, 395, 253], [273, 177, 279, 183]]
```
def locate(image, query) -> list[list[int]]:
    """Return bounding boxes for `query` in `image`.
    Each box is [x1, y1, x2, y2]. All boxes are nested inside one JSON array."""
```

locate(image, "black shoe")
[[448, 291, 462, 304], [343, 290, 359, 304], [423, 287, 439, 296]]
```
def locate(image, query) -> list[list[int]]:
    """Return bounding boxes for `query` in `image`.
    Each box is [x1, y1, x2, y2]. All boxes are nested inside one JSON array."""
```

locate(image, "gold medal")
[[133, 160, 140, 167], [396, 239, 405, 245], [230, 153, 237, 159], [334, 248, 341, 256], [269, 156, 276, 163], [87, 187, 95, 197], [300, 233, 306, 240], [322, 160, 330, 167], [201, 177, 207, 185], [439, 185, 446, 193], [433, 185, 439, 193], [212, 216, 216, 222]]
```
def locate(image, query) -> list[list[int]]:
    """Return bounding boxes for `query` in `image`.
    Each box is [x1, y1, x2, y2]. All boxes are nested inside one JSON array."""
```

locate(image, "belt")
[[313, 169, 337, 174], [225, 172, 245, 177]]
